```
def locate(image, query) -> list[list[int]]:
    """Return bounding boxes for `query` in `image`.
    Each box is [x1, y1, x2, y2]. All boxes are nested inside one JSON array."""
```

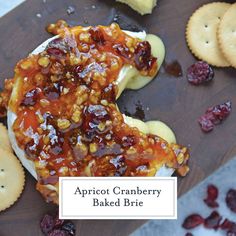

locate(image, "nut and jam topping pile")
[[0, 22, 189, 202]]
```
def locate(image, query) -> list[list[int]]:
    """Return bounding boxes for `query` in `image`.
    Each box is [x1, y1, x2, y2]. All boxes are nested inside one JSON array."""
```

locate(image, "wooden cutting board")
[[0, 0, 236, 235]]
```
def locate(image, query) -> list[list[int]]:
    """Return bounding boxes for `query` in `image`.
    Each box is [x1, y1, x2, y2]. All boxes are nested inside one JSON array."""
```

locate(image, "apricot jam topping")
[[0, 23, 189, 202]]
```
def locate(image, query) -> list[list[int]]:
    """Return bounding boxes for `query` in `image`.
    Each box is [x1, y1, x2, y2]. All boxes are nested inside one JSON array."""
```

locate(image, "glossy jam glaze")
[[0, 23, 189, 203]]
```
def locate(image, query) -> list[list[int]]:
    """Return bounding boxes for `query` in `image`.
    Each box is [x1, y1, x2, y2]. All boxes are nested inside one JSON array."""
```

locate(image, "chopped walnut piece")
[[71, 109, 81, 123], [171, 144, 190, 177], [76, 94, 88, 105], [69, 53, 81, 65], [34, 73, 44, 85], [79, 144, 88, 154], [38, 56, 50, 68], [50, 75, 60, 82], [46, 20, 69, 35], [97, 122, 106, 131], [79, 32, 91, 43], [36, 112, 44, 124], [0, 78, 14, 117], [57, 118, 71, 130], [177, 165, 190, 177], [99, 53, 107, 62], [101, 99, 108, 106], [59, 166, 69, 175], [43, 135, 50, 145], [39, 99, 50, 107], [20, 59, 33, 70], [89, 143, 98, 153]]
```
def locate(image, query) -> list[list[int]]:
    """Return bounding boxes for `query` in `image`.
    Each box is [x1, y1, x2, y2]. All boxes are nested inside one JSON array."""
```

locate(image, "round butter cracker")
[[0, 149, 25, 212], [0, 123, 12, 153], [186, 2, 231, 67], [218, 3, 236, 68]]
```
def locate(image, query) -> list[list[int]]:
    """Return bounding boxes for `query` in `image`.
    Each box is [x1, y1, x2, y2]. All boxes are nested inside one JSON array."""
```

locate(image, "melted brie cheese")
[[7, 29, 174, 180], [116, 32, 165, 97], [123, 115, 176, 144]]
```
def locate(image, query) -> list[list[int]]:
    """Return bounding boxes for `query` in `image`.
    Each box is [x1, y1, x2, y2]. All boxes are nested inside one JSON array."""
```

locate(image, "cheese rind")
[[117, 0, 157, 15]]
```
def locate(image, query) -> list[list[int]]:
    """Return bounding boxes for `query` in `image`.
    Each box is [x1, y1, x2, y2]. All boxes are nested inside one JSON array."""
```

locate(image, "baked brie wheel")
[[0, 22, 189, 204]]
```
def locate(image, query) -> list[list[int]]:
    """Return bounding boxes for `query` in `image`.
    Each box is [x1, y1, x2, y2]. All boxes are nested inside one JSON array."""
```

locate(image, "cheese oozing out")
[[7, 29, 175, 180]]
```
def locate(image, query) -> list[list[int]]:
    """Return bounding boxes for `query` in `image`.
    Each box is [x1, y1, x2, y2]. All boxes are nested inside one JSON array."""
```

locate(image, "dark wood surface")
[[0, 0, 236, 235]]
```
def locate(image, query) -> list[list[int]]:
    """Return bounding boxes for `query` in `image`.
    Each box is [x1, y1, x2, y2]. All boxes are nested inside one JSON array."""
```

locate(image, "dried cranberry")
[[0, 106, 6, 117], [228, 226, 236, 236], [47, 38, 69, 58], [110, 155, 125, 169], [40, 175, 59, 185], [40, 214, 55, 234], [204, 211, 222, 229], [204, 199, 219, 208], [47, 48, 65, 58], [49, 129, 64, 155], [40, 211, 76, 236], [25, 139, 40, 160], [113, 44, 131, 59], [48, 229, 69, 236], [41, 112, 54, 127], [114, 166, 127, 176], [61, 221, 76, 236], [93, 143, 123, 158], [231, 224, 236, 233], [182, 214, 204, 229], [198, 116, 214, 132], [210, 101, 232, 122], [206, 185, 218, 200], [42, 115, 64, 155], [87, 105, 109, 120], [187, 61, 214, 85], [89, 27, 105, 45], [54, 213, 64, 228], [102, 84, 117, 103], [134, 41, 156, 71], [204, 110, 220, 125], [198, 101, 232, 133], [73, 65, 84, 78], [221, 219, 235, 230], [82, 105, 109, 138], [204, 185, 219, 208], [44, 83, 62, 100], [185, 233, 194, 236], [48, 38, 68, 51], [121, 135, 136, 148], [226, 189, 236, 213], [21, 88, 40, 106], [228, 232, 236, 236]]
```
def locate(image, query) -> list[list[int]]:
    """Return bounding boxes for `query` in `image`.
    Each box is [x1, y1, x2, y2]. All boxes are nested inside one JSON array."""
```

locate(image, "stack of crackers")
[[186, 2, 236, 68], [0, 124, 25, 212]]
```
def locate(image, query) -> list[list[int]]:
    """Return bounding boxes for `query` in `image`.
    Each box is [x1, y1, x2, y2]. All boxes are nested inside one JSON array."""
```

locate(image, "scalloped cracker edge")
[[218, 3, 236, 68], [186, 2, 231, 67], [0, 124, 12, 153], [0, 149, 25, 212]]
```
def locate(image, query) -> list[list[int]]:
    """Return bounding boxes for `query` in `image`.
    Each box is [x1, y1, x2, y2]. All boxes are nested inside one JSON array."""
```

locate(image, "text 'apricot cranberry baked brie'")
[[0, 22, 189, 204]]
